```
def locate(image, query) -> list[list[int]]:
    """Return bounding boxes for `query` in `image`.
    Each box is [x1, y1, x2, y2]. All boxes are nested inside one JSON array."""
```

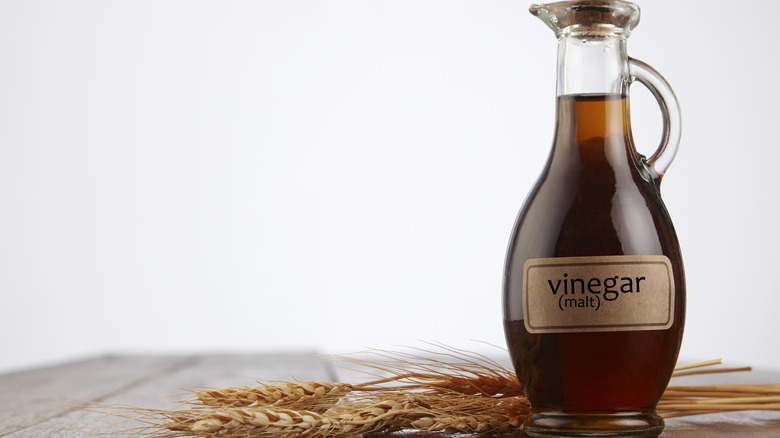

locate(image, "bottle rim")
[[530, 0, 640, 39]]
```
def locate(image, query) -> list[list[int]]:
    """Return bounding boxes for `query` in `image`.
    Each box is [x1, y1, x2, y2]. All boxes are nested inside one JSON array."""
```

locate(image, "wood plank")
[[662, 367, 780, 436], [664, 413, 780, 437], [3, 352, 330, 437], [0, 354, 194, 436]]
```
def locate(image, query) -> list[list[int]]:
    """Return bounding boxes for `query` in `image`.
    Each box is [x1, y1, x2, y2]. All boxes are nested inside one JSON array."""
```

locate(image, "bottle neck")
[[556, 33, 630, 97], [551, 35, 638, 171], [552, 33, 634, 150]]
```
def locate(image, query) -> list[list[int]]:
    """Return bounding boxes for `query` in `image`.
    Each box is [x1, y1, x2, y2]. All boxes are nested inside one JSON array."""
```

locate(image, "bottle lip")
[[559, 23, 631, 39], [530, 0, 640, 39]]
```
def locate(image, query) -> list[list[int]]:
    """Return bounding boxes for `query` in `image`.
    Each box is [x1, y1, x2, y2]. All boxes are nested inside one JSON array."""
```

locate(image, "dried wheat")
[[159, 407, 327, 437], [193, 381, 353, 413], [92, 348, 780, 437]]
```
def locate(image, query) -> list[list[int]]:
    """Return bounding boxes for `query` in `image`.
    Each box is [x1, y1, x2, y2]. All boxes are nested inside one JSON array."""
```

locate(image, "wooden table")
[[1, 353, 779, 437]]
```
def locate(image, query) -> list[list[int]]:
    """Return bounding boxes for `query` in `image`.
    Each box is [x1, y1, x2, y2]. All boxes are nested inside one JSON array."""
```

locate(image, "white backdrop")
[[1, 0, 778, 374]]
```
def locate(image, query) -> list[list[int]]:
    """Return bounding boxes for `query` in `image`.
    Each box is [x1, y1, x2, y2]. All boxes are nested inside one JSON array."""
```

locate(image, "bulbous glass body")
[[503, 2, 685, 436], [503, 94, 685, 437]]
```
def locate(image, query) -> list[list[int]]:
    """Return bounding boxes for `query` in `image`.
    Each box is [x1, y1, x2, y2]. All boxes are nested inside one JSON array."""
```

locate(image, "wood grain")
[[0, 355, 195, 436], [1, 352, 329, 437]]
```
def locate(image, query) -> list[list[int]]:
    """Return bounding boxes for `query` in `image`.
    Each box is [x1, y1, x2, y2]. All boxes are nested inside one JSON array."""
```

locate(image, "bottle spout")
[[530, 0, 640, 38]]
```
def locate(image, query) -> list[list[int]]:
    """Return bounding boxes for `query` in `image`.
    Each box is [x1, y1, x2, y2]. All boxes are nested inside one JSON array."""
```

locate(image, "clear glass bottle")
[[503, 1, 685, 437]]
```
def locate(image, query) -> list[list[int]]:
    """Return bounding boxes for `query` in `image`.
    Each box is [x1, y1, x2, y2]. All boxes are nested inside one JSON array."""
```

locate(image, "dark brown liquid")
[[503, 94, 685, 413]]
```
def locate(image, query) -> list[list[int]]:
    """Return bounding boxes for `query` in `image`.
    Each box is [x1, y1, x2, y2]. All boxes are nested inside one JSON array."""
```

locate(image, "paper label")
[[523, 255, 675, 334]]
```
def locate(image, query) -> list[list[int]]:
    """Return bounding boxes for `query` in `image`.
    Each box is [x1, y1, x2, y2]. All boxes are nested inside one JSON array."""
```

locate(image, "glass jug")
[[502, 1, 685, 437]]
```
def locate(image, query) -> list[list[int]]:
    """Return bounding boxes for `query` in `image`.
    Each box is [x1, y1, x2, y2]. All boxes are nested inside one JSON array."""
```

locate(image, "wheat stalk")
[[129, 394, 529, 437], [137, 399, 429, 437]]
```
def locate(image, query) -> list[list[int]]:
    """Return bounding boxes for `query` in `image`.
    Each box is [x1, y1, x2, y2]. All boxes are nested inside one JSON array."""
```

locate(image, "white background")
[[1, 0, 779, 374]]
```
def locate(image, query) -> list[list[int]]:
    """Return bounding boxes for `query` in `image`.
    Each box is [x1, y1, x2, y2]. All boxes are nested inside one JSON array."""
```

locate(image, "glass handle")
[[629, 58, 682, 181]]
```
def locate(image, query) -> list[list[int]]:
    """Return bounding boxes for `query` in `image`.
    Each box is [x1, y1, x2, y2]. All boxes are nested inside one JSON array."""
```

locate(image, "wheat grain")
[[159, 407, 328, 437], [411, 413, 515, 434], [193, 381, 353, 413]]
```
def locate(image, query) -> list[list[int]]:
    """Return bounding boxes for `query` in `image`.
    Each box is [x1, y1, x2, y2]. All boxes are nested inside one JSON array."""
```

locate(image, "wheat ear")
[[193, 381, 353, 413], [412, 414, 516, 434], [158, 407, 327, 437], [155, 399, 427, 438]]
